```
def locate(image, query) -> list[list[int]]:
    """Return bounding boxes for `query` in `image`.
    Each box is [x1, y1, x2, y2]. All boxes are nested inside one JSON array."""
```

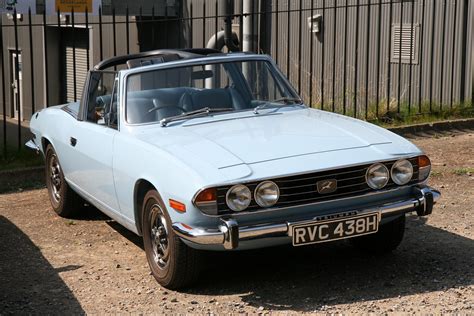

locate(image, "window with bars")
[[391, 23, 420, 64]]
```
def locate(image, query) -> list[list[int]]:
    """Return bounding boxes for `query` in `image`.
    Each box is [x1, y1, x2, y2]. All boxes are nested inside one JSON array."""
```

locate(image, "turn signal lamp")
[[169, 199, 186, 213], [418, 155, 432, 182], [194, 188, 218, 215]]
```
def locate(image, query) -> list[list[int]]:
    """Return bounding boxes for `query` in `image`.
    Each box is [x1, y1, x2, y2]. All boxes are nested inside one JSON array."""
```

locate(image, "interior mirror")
[[191, 70, 213, 80]]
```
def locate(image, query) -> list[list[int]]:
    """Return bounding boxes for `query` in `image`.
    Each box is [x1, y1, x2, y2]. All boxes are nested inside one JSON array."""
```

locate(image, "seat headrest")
[[180, 89, 233, 112]]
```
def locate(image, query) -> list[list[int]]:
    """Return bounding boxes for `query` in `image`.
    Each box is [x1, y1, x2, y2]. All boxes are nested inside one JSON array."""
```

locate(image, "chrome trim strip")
[[174, 186, 441, 249]]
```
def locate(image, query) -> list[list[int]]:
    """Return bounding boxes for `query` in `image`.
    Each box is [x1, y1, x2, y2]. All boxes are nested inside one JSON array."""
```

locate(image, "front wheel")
[[350, 215, 405, 254], [142, 190, 201, 289]]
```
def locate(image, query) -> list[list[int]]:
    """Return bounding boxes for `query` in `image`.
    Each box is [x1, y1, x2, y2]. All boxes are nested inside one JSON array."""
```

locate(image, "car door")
[[62, 73, 121, 214]]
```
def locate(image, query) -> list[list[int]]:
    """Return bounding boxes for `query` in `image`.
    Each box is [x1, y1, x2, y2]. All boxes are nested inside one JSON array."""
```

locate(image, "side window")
[[105, 79, 119, 129], [86, 71, 117, 124]]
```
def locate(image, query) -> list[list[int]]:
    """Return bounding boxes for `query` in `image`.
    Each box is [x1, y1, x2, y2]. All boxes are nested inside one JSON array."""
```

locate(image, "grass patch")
[[452, 168, 474, 176], [311, 98, 474, 127], [0, 146, 44, 172], [430, 171, 443, 177]]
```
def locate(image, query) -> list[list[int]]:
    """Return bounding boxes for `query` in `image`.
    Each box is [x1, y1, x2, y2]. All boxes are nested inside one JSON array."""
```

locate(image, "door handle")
[[70, 137, 77, 147]]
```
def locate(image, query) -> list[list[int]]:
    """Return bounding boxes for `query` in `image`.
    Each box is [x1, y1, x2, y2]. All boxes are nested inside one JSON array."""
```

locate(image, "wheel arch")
[[41, 137, 53, 153], [134, 179, 157, 236]]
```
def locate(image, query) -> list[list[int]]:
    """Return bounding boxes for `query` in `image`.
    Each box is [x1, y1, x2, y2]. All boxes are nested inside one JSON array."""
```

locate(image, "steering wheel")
[[148, 99, 186, 114]]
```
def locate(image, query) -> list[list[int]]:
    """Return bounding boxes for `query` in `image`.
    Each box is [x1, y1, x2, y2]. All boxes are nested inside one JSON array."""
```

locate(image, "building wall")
[[0, 13, 140, 121], [184, 0, 473, 115], [273, 0, 474, 111], [0, 0, 472, 124]]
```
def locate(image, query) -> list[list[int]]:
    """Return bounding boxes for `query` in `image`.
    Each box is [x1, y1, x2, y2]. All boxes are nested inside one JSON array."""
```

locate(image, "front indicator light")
[[226, 184, 251, 212], [169, 199, 186, 213], [366, 163, 390, 189], [418, 155, 432, 182], [391, 159, 414, 185], [195, 188, 218, 215]]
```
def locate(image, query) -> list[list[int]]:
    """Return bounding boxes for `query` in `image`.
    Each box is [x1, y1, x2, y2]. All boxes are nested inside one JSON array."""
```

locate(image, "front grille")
[[216, 157, 419, 214]]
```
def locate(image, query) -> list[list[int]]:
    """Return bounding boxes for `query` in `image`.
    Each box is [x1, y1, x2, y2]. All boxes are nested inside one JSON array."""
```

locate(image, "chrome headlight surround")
[[391, 159, 414, 185], [254, 181, 280, 208], [226, 184, 252, 212], [366, 163, 390, 190]]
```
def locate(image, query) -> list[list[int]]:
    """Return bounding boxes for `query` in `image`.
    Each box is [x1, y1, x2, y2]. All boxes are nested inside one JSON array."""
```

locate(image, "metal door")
[[10, 51, 23, 120]]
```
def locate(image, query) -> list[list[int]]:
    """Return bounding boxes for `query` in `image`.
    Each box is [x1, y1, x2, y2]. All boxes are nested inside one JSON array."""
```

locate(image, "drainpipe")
[[243, 0, 258, 52], [222, 0, 240, 52]]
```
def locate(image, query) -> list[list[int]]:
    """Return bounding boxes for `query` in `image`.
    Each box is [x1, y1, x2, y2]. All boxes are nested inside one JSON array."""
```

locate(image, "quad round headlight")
[[254, 181, 280, 208], [391, 159, 414, 185], [366, 163, 390, 189], [226, 184, 252, 212]]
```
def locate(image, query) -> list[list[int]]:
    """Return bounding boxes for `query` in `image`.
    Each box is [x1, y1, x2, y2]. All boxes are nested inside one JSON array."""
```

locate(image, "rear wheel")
[[350, 215, 405, 254], [142, 190, 201, 289], [45, 144, 83, 217]]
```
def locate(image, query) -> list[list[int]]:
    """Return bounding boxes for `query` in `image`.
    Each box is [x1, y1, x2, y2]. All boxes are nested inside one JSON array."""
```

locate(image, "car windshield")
[[125, 59, 301, 125]]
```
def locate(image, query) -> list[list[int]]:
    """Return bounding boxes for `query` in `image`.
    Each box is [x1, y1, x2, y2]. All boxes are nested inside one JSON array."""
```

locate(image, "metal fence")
[[0, 0, 473, 157]]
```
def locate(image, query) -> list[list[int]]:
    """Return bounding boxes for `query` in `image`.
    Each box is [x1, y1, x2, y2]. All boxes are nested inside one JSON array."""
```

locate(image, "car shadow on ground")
[[0, 216, 85, 314], [185, 216, 474, 312]]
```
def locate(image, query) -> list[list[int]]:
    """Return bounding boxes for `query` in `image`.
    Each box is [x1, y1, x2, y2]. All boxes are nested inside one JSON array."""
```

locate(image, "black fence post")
[[297, 0, 303, 95], [190, 2, 194, 48], [202, 1, 206, 48], [459, 0, 469, 105], [214, 0, 218, 50], [28, 8, 35, 116], [364, 0, 371, 120], [450, 0, 458, 109], [321, 0, 326, 110], [375, 0, 382, 117], [275, 0, 279, 65], [13, 9, 21, 150], [353, 0, 360, 118], [1, 19, 6, 157], [126, 7, 130, 54], [386, 0, 393, 113], [112, 7, 117, 59], [408, 0, 415, 113], [72, 8, 77, 102], [43, 10, 49, 107], [439, 0, 447, 111], [286, 1, 290, 79], [152, 6, 156, 49], [342, 0, 348, 115], [332, 0, 337, 112], [429, 1, 436, 112], [418, 0, 426, 113], [86, 7, 90, 70], [309, 0, 314, 108], [397, 0, 403, 113], [99, 6, 103, 61]]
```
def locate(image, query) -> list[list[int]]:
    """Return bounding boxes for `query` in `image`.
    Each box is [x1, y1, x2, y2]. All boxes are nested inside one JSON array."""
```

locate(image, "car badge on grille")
[[316, 179, 337, 194]]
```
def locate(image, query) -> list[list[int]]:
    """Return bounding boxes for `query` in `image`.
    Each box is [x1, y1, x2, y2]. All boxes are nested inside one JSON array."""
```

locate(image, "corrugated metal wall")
[[0, 14, 140, 120], [185, 0, 473, 118], [0, 0, 472, 122]]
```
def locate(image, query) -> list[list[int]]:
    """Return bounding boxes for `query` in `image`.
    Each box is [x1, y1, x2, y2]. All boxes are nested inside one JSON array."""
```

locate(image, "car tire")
[[142, 190, 201, 289], [350, 215, 405, 254], [45, 144, 83, 217]]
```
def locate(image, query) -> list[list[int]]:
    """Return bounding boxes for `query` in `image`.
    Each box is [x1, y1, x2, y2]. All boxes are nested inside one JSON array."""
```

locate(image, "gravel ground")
[[0, 131, 473, 314]]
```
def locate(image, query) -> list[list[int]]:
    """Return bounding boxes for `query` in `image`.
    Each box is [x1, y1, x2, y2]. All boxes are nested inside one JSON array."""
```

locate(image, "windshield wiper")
[[160, 107, 234, 127], [253, 97, 303, 114]]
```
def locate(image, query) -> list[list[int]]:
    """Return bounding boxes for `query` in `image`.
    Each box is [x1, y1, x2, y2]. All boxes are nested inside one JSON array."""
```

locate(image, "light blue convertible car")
[[27, 49, 440, 289]]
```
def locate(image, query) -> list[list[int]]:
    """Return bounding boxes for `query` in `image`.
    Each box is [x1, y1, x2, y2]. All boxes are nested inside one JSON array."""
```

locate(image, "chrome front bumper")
[[172, 186, 440, 250], [25, 139, 41, 153]]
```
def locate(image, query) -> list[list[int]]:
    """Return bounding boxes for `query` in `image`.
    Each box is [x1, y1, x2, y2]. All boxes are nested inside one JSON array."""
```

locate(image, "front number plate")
[[291, 212, 380, 246]]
